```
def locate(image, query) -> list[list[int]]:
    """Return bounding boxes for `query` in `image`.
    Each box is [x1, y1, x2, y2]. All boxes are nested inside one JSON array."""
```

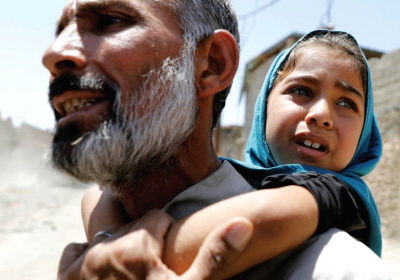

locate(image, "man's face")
[[42, 0, 199, 192], [43, 0, 184, 139]]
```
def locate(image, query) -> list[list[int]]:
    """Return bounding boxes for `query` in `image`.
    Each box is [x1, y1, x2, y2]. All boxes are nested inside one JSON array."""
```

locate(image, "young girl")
[[243, 29, 382, 254], [82, 30, 383, 278]]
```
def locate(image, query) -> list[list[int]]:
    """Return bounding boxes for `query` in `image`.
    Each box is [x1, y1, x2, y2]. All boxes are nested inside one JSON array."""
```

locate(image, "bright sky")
[[1, 0, 399, 131]]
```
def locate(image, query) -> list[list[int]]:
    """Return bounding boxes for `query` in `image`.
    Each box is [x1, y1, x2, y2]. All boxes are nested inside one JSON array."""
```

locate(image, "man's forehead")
[[61, 0, 171, 10], [61, 0, 135, 14], [58, 0, 172, 21], [56, 0, 173, 35]]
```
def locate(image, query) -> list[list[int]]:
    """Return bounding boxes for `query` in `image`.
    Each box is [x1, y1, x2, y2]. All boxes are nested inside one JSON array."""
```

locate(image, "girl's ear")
[[195, 30, 239, 98]]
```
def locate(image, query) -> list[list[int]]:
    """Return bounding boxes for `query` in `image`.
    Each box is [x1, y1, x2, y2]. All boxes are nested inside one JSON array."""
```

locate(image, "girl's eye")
[[337, 99, 358, 112], [287, 87, 311, 97]]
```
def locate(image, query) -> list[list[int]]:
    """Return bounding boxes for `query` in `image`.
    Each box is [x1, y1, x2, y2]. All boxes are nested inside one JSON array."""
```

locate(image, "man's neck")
[[118, 142, 222, 220]]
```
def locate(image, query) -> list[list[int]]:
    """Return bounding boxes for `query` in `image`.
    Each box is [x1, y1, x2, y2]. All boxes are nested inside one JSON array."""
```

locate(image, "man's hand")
[[58, 210, 253, 280]]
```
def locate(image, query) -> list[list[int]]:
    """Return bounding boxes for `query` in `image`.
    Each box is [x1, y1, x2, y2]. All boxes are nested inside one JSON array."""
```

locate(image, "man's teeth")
[[63, 98, 97, 115], [303, 139, 321, 149]]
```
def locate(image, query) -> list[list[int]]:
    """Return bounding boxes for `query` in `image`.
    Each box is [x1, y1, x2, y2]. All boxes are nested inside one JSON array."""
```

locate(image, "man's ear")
[[195, 30, 239, 98]]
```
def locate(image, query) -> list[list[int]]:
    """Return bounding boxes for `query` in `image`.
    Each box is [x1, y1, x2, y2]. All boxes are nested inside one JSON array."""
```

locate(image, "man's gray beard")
[[51, 41, 198, 196]]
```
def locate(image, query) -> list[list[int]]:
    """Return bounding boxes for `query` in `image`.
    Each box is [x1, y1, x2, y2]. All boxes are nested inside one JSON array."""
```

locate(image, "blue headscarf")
[[244, 30, 383, 256]]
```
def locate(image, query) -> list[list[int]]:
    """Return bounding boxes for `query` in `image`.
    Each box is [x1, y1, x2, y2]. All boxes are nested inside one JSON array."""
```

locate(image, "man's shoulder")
[[221, 158, 278, 188]]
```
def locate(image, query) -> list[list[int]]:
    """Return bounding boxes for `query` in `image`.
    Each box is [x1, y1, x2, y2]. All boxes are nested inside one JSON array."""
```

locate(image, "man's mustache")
[[48, 73, 118, 101]]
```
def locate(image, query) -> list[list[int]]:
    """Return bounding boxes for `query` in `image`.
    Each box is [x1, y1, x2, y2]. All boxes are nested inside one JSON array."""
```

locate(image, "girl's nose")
[[305, 99, 333, 129]]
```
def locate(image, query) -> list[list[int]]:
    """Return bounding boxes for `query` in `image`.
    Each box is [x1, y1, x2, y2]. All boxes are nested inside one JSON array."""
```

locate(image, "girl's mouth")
[[297, 139, 327, 152]]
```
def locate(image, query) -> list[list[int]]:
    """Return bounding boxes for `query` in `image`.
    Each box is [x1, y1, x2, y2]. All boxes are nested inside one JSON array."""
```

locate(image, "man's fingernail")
[[224, 221, 253, 251]]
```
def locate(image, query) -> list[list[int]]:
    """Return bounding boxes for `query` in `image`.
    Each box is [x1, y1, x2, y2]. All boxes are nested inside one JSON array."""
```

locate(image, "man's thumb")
[[183, 217, 253, 280]]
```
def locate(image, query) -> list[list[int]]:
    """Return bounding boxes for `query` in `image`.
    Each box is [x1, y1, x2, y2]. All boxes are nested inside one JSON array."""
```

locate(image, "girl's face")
[[265, 46, 365, 172]]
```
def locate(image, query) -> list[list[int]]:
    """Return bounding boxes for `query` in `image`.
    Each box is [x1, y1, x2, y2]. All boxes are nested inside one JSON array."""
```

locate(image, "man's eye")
[[338, 99, 358, 111], [97, 14, 124, 31], [288, 87, 311, 97]]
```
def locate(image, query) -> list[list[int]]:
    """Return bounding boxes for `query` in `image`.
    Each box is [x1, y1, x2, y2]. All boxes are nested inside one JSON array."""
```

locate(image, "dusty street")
[[0, 179, 88, 279]]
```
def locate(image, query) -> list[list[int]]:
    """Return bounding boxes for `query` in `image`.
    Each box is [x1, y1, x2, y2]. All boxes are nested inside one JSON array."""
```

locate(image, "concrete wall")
[[365, 48, 400, 239], [243, 56, 275, 147], [369, 49, 400, 119]]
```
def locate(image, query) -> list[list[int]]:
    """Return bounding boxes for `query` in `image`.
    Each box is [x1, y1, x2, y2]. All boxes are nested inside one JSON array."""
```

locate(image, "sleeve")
[[260, 172, 368, 238]]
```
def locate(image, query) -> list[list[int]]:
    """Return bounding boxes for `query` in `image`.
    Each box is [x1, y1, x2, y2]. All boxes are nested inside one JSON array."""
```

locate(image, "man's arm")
[[58, 211, 254, 280]]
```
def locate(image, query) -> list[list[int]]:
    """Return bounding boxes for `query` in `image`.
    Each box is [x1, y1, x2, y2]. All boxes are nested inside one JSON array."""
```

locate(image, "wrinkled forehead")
[[61, 0, 172, 12], [57, 0, 177, 35]]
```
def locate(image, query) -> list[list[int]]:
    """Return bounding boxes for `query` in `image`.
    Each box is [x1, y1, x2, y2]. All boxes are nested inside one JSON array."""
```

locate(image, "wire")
[[239, 0, 259, 49], [235, 0, 282, 103], [319, 0, 335, 30], [238, 0, 282, 48], [238, 0, 281, 20]]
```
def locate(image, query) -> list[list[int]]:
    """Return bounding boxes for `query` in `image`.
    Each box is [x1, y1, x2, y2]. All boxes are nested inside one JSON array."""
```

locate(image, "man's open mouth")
[[61, 98, 102, 116], [49, 73, 118, 121], [55, 96, 109, 118]]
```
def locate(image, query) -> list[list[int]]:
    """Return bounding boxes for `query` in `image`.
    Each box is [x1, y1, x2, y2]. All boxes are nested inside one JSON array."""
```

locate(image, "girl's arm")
[[82, 185, 318, 278], [163, 172, 365, 278], [163, 186, 318, 277]]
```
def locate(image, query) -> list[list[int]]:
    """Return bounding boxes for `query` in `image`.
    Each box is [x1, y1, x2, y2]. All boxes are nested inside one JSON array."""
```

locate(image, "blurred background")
[[0, 0, 399, 278]]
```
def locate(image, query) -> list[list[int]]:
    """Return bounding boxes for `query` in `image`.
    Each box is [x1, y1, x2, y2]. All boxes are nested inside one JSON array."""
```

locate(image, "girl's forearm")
[[163, 186, 319, 278]]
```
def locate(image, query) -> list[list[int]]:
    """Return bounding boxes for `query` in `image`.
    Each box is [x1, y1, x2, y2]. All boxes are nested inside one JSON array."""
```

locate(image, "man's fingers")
[[128, 209, 174, 257], [96, 210, 172, 242], [132, 209, 174, 236], [183, 217, 253, 280], [58, 242, 89, 280]]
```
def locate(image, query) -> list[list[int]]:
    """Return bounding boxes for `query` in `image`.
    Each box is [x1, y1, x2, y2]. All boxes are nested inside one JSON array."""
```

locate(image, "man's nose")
[[42, 24, 87, 79], [305, 99, 333, 129]]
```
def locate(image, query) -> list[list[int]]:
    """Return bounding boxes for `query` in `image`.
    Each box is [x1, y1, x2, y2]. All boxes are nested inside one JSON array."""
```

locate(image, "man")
[[43, 0, 389, 279]]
